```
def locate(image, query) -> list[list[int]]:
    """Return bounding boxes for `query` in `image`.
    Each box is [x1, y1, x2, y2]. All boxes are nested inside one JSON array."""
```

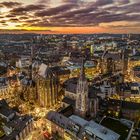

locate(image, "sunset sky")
[[0, 0, 140, 34]]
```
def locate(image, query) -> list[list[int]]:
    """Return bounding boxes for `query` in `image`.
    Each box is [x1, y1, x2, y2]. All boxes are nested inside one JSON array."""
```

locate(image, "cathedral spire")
[[75, 56, 88, 117], [80, 57, 86, 81]]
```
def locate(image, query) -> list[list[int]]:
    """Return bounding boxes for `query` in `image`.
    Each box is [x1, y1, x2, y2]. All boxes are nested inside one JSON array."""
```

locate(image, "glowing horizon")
[[0, 0, 140, 34]]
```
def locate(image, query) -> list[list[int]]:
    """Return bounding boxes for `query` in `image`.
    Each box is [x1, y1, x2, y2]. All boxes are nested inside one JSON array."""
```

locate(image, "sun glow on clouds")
[[0, 0, 140, 33], [100, 21, 140, 28], [50, 0, 63, 7], [0, 7, 8, 13]]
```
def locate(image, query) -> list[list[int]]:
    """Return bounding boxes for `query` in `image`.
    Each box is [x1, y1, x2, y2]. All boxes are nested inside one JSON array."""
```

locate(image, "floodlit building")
[[101, 51, 128, 74], [131, 65, 140, 82], [62, 59, 99, 118], [36, 63, 60, 107], [107, 99, 140, 121], [0, 77, 10, 97], [75, 58, 89, 117], [16, 56, 30, 68], [20, 77, 38, 103], [47, 111, 120, 140]]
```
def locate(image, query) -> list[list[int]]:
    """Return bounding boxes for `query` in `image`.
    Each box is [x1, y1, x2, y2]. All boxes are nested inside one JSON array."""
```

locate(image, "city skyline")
[[0, 0, 140, 34]]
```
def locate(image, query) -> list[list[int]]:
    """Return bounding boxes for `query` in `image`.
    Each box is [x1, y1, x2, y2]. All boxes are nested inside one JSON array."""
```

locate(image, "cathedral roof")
[[64, 77, 100, 98], [21, 78, 36, 87], [62, 97, 75, 106], [66, 83, 77, 94], [88, 86, 101, 98], [38, 63, 48, 78]]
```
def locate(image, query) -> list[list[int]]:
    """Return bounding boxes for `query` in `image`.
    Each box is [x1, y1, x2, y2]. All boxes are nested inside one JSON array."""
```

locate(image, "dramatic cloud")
[[10, 4, 45, 14], [0, 1, 22, 8], [35, 3, 77, 17], [0, 0, 140, 33]]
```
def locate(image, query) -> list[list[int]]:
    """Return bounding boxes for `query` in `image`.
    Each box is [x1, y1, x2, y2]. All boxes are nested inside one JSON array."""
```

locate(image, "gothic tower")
[[75, 58, 89, 117], [122, 48, 128, 75]]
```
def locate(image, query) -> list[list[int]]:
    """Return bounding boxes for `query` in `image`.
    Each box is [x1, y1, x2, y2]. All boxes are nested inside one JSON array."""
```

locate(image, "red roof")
[[43, 131, 51, 138]]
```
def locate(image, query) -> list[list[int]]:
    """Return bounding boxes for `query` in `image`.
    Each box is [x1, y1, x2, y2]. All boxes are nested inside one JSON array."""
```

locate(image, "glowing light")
[[0, 7, 9, 13]]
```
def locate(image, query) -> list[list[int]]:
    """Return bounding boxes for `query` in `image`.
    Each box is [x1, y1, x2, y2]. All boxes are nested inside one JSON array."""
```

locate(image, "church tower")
[[122, 48, 128, 75], [75, 58, 89, 117]]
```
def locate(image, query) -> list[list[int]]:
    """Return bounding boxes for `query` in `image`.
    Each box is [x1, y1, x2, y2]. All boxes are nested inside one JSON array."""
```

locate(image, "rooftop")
[[62, 97, 75, 106], [133, 65, 140, 71], [108, 99, 140, 110], [47, 111, 121, 140], [103, 52, 122, 61], [69, 115, 88, 127], [0, 99, 33, 140], [101, 117, 133, 140], [84, 120, 120, 140]]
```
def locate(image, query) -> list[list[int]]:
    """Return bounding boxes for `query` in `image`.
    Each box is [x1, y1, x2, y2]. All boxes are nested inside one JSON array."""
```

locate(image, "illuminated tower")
[[22, 39, 38, 103], [101, 48, 108, 74], [122, 48, 128, 75], [75, 58, 89, 117], [90, 44, 94, 57], [106, 57, 114, 74]]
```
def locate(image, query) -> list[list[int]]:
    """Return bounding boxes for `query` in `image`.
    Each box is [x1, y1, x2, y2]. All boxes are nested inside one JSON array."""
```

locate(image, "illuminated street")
[[0, 2, 140, 139]]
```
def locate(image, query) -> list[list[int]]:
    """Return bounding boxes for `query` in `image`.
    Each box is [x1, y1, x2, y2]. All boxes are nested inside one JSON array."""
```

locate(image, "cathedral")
[[62, 58, 99, 118], [75, 58, 89, 117], [36, 63, 60, 107]]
